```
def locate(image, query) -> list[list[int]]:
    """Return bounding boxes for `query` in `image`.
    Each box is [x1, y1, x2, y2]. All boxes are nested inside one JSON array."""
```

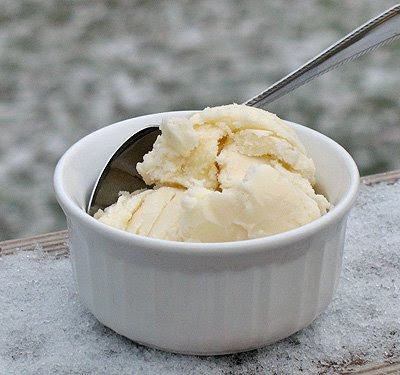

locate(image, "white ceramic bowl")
[[54, 111, 359, 355]]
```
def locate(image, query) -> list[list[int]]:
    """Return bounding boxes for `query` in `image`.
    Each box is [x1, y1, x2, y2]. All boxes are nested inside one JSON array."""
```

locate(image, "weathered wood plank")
[[0, 229, 69, 257], [343, 358, 400, 374], [361, 169, 400, 185]]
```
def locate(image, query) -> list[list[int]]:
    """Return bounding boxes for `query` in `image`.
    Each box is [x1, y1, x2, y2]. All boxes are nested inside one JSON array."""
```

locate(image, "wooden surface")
[[1, 169, 399, 374], [360, 169, 400, 186], [0, 229, 69, 257]]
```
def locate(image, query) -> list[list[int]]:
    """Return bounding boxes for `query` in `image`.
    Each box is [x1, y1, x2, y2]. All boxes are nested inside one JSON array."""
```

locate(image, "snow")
[[1, 181, 399, 374]]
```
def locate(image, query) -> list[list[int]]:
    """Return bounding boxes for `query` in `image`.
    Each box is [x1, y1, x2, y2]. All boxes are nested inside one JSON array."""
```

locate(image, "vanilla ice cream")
[[95, 104, 330, 242]]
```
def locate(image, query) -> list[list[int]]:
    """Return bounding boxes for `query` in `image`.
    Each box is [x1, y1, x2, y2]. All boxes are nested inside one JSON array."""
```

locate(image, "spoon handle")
[[245, 4, 400, 108]]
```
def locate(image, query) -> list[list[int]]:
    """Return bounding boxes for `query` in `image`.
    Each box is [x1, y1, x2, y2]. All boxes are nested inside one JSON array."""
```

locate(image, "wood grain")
[[361, 169, 400, 185], [0, 229, 69, 257], [343, 358, 400, 374]]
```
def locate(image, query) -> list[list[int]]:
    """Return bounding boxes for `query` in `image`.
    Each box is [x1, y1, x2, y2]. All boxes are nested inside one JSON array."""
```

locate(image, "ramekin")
[[54, 111, 359, 355]]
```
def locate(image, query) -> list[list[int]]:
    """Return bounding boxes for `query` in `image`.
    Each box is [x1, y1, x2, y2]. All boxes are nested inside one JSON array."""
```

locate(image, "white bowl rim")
[[54, 111, 360, 256]]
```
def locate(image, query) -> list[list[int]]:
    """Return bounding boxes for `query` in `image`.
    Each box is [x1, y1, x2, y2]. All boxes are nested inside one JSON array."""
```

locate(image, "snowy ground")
[[0, 0, 399, 240], [1, 181, 399, 374]]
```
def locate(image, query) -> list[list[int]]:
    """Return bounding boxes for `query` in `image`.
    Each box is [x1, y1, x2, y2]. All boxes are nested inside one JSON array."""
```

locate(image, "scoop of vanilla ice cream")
[[95, 187, 185, 241], [180, 165, 324, 242], [95, 104, 331, 242], [137, 117, 225, 190]]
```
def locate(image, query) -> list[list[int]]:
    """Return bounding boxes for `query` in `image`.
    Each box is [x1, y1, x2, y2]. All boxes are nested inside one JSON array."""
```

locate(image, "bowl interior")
[[56, 111, 358, 222]]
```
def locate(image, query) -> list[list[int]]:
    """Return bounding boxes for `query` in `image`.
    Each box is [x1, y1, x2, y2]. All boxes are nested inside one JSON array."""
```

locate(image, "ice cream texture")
[[94, 104, 331, 242]]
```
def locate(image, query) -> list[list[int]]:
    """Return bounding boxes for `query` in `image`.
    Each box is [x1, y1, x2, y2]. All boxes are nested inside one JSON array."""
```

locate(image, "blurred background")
[[0, 0, 399, 241]]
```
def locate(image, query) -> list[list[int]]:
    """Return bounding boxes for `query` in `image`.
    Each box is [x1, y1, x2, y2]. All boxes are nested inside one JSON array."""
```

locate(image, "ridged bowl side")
[[67, 215, 348, 355]]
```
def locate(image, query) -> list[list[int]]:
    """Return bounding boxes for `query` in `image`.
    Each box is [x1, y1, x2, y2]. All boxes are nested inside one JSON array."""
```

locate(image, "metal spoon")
[[88, 4, 400, 216]]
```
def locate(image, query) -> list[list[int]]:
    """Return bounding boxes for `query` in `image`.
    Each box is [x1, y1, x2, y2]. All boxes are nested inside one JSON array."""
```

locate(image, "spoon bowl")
[[88, 126, 160, 215]]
